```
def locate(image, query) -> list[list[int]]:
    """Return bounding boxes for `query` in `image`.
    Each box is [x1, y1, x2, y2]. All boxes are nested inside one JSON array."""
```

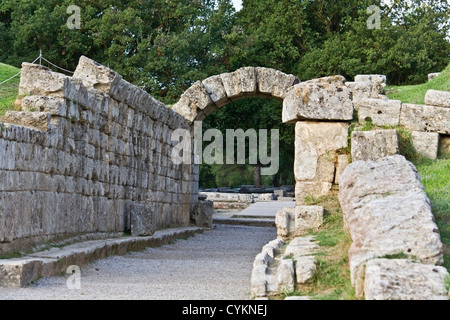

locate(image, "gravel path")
[[0, 224, 276, 300]]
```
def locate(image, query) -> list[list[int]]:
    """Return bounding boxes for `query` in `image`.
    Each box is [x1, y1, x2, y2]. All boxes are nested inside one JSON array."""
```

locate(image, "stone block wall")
[[0, 56, 194, 254]]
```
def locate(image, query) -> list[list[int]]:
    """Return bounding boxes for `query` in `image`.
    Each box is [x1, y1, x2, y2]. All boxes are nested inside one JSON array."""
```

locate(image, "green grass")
[[416, 158, 450, 271], [0, 63, 21, 116], [386, 63, 450, 104]]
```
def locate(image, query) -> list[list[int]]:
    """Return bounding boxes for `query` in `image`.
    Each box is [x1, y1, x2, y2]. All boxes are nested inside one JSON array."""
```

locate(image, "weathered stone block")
[[21, 96, 67, 117], [294, 121, 348, 183], [400, 103, 450, 135], [19, 63, 68, 97], [283, 76, 353, 123], [339, 155, 444, 297], [334, 154, 349, 185], [412, 131, 439, 159], [351, 130, 399, 161], [275, 206, 324, 239], [220, 71, 244, 100], [2, 111, 50, 131], [192, 200, 214, 228], [364, 259, 449, 300], [255, 68, 298, 100], [130, 203, 157, 237], [73, 56, 122, 94], [202, 75, 229, 107], [357, 98, 402, 126], [295, 181, 332, 205], [277, 259, 295, 293], [424, 89, 450, 108]]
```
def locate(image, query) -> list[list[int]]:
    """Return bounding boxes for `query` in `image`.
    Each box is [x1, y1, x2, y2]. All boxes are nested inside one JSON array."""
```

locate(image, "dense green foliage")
[[1, 0, 448, 187]]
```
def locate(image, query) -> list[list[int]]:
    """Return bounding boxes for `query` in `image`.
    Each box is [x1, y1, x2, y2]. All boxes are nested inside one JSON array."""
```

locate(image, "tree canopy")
[[0, 0, 448, 187]]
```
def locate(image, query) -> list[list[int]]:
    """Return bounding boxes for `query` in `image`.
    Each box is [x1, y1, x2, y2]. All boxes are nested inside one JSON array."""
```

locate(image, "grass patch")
[[0, 63, 21, 116], [416, 158, 450, 271], [386, 63, 450, 104], [285, 193, 357, 300]]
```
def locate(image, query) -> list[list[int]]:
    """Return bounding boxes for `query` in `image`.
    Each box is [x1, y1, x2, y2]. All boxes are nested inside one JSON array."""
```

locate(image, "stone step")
[[0, 227, 204, 288]]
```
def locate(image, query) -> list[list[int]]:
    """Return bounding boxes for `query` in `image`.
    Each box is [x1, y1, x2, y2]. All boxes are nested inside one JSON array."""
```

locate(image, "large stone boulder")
[[338, 155, 444, 297], [282, 76, 353, 123], [192, 200, 214, 228], [424, 89, 450, 108], [364, 259, 449, 300]]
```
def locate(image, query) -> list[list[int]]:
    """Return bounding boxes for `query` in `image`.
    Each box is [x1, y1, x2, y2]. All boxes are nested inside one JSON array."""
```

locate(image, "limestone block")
[[295, 182, 332, 205], [357, 98, 402, 126], [339, 155, 444, 297], [130, 203, 157, 237], [283, 76, 353, 123], [171, 95, 198, 123], [255, 193, 276, 201], [183, 81, 215, 115], [277, 259, 295, 293], [334, 154, 349, 185], [191, 200, 214, 228], [284, 236, 319, 258], [295, 256, 317, 284], [238, 67, 258, 94], [400, 103, 450, 135], [424, 89, 450, 108], [294, 121, 348, 183], [73, 56, 122, 94], [200, 192, 254, 203], [351, 130, 399, 161], [439, 135, 450, 156], [275, 206, 324, 239], [251, 264, 268, 298], [364, 259, 449, 300], [19, 63, 68, 97], [294, 206, 324, 234], [256, 68, 298, 99], [220, 71, 244, 100], [411, 131, 439, 159], [21, 96, 67, 117], [202, 75, 229, 107], [2, 111, 50, 131]]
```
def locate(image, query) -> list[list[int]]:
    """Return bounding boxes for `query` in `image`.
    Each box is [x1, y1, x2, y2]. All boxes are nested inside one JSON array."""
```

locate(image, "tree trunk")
[[253, 163, 261, 188]]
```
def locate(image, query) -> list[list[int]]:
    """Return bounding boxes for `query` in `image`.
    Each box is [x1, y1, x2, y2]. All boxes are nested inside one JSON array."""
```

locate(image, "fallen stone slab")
[[339, 155, 444, 297], [425, 89, 450, 108], [364, 259, 449, 300], [0, 227, 204, 288], [275, 206, 323, 240], [351, 130, 399, 161], [428, 73, 441, 82]]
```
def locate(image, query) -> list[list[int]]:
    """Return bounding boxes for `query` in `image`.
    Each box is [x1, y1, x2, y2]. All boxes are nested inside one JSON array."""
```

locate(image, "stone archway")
[[172, 67, 299, 123], [172, 68, 361, 207]]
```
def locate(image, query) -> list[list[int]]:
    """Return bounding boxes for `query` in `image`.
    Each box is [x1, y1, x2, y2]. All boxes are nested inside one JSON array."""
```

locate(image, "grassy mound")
[[386, 63, 450, 104], [0, 63, 20, 116]]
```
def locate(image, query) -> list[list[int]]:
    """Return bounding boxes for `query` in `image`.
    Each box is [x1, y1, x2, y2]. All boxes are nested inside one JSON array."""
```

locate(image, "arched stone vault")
[[172, 69, 364, 205], [172, 67, 300, 123]]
